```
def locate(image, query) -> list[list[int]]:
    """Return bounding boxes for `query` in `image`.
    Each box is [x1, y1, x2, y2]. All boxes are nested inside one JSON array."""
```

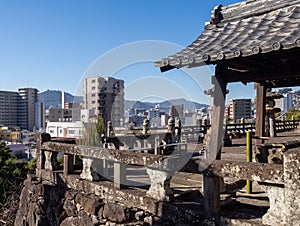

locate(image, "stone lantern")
[[265, 92, 283, 137]]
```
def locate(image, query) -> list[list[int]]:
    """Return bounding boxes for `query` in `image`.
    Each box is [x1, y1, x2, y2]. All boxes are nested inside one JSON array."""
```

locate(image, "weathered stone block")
[[33, 184, 45, 196], [144, 216, 153, 225], [63, 199, 77, 217], [60, 217, 75, 226], [103, 203, 133, 223], [75, 193, 103, 216], [65, 190, 76, 200], [135, 211, 145, 221]]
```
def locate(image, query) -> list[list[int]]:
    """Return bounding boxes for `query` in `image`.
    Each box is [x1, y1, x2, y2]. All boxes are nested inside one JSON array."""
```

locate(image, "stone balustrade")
[[38, 140, 190, 201], [206, 148, 300, 225]]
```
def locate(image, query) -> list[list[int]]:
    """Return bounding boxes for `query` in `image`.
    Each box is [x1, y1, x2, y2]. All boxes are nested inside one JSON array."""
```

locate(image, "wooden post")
[[255, 83, 266, 145], [203, 66, 227, 216]]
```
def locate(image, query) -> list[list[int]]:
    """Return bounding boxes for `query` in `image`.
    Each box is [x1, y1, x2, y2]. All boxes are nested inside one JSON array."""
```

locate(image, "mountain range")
[[39, 90, 208, 111], [39, 90, 80, 109], [125, 99, 208, 111]]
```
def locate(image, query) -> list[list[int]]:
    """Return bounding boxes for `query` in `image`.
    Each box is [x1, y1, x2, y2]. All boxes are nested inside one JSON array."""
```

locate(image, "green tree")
[[0, 141, 36, 224], [286, 108, 300, 120], [0, 141, 36, 203], [80, 114, 105, 146], [96, 114, 105, 138]]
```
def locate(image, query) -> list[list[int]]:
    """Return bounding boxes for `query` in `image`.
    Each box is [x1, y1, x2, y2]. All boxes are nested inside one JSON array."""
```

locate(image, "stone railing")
[[205, 148, 300, 225], [35, 121, 300, 225], [37, 136, 190, 202]]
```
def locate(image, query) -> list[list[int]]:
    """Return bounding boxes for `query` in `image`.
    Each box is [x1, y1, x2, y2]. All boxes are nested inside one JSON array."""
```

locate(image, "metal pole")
[[246, 131, 252, 194]]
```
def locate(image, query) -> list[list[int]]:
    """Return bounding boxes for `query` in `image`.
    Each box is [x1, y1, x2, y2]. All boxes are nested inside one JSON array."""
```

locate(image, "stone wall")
[[14, 174, 216, 226], [14, 175, 161, 226]]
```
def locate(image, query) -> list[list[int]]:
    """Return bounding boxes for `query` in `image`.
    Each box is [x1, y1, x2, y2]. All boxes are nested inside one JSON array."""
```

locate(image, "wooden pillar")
[[203, 65, 227, 216], [255, 83, 266, 145]]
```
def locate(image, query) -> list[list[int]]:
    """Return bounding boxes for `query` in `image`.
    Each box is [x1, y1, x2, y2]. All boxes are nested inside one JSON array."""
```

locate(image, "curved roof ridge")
[[216, 0, 300, 24], [155, 1, 300, 72]]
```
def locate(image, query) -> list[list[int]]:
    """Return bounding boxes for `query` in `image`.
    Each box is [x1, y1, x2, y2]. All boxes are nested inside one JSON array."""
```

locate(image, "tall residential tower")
[[0, 88, 39, 130], [83, 77, 124, 127]]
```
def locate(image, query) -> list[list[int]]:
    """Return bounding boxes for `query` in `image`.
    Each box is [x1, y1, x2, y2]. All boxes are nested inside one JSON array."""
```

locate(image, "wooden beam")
[[224, 66, 300, 84], [255, 83, 266, 145], [264, 79, 300, 88]]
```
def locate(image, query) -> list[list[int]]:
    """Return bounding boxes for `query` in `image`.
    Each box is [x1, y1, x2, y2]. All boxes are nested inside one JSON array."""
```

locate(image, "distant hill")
[[39, 91, 207, 111], [39, 90, 82, 109], [125, 98, 208, 111]]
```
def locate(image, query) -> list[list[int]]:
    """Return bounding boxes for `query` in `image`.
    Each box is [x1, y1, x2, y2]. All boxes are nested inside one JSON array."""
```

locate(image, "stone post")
[[146, 168, 173, 201], [167, 118, 175, 143], [80, 157, 100, 181], [44, 151, 59, 170], [142, 119, 150, 135], [175, 118, 182, 143], [107, 121, 113, 137], [154, 135, 160, 155], [262, 148, 300, 225], [114, 162, 126, 189], [269, 114, 276, 137], [282, 148, 300, 225], [63, 154, 74, 176]]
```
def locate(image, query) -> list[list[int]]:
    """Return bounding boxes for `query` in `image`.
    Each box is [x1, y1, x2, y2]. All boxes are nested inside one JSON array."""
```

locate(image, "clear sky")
[[0, 0, 256, 105]]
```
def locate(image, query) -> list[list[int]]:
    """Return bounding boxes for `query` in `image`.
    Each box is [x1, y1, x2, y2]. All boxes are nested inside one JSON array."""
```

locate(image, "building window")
[[92, 101, 96, 104], [92, 93, 95, 97], [68, 129, 75, 135], [91, 87, 95, 91], [91, 79, 96, 83]]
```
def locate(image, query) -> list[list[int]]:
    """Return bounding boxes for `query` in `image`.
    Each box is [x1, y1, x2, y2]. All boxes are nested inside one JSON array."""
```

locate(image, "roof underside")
[[155, 0, 300, 77]]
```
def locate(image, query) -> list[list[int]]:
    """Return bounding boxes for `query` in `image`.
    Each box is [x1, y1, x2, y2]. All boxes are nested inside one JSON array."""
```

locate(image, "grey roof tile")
[[155, 0, 300, 71]]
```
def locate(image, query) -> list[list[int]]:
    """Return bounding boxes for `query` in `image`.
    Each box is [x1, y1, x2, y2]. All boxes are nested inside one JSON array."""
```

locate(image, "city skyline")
[[0, 0, 259, 105]]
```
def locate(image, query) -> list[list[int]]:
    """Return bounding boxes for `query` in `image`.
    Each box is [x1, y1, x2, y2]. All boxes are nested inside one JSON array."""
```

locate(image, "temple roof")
[[155, 0, 300, 72]]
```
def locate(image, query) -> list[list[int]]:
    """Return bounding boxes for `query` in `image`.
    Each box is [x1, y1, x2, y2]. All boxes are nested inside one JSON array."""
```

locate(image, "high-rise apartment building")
[[229, 98, 252, 121], [0, 91, 20, 128], [83, 76, 124, 127], [18, 88, 39, 130], [0, 88, 39, 130]]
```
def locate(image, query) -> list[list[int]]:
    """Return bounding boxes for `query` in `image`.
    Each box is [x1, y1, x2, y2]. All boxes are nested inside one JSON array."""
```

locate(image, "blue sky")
[[0, 0, 256, 104]]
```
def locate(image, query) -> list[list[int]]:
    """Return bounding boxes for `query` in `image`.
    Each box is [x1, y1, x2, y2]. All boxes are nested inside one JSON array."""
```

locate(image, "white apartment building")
[[83, 76, 124, 127], [46, 121, 84, 139]]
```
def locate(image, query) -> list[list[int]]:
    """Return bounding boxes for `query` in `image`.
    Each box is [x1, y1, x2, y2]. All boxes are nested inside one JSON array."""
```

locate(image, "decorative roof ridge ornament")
[[210, 5, 224, 25]]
